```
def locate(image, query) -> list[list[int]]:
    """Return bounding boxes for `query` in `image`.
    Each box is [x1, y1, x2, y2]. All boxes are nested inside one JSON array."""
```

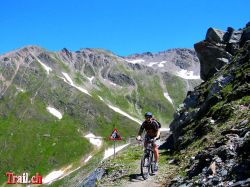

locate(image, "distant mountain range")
[[0, 46, 201, 185], [125, 48, 200, 77]]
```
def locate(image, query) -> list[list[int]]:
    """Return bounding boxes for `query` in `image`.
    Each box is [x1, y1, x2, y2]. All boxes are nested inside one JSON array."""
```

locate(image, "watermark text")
[[6, 172, 42, 184]]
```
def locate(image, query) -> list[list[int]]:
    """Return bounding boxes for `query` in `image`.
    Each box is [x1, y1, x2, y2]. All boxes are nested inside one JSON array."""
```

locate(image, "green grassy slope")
[[0, 67, 139, 186], [0, 91, 91, 184]]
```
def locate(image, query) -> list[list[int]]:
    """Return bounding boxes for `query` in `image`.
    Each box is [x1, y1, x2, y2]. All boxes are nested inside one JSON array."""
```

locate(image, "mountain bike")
[[139, 137, 156, 180]]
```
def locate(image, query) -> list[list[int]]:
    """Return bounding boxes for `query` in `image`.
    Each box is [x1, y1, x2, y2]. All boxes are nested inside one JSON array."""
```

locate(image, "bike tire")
[[150, 151, 156, 174], [141, 153, 151, 180]]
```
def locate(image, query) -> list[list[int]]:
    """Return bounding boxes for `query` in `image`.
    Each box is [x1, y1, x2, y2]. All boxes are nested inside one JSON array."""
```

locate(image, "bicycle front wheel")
[[141, 153, 151, 180], [150, 151, 156, 174]]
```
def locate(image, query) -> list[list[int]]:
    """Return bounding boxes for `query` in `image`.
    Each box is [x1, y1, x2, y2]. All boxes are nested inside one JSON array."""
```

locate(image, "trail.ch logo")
[[5, 172, 43, 185]]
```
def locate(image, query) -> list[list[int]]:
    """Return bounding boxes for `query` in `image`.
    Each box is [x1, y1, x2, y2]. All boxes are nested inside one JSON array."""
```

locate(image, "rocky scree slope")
[[167, 23, 250, 186]]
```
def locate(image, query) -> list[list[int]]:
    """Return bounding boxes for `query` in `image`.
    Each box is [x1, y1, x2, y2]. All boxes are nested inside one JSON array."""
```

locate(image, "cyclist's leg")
[[153, 143, 159, 163], [152, 142, 159, 171], [144, 134, 150, 149]]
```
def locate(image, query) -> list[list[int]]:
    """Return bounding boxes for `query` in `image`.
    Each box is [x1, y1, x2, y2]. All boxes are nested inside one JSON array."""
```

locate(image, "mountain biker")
[[136, 112, 161, 171]]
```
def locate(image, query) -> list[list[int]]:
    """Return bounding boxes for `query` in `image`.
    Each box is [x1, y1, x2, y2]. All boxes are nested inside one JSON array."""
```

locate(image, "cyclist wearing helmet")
[[137, 112, 161, 171]]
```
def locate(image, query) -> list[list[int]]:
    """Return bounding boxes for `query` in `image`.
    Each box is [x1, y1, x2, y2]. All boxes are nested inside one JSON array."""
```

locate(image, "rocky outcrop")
[[194, 26, 246, 81], [170, 122, 250, 187], [195, 40, 232, 81], [170, 23, 250, 147], [241, 22, 250, 45], [206, 27, 226, 43], [79, 168, 104, 187], [186, 125, 250, 185], [168, 22, 250, 186], [107, 72, 135, 86], [169, 72, 235, 145]]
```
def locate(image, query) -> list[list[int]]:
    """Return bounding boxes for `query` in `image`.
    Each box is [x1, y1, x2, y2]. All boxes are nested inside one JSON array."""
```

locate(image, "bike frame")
[[140, 138, 156, 180]]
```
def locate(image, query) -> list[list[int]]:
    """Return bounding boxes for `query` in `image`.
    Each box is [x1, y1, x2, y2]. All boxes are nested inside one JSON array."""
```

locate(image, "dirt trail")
[[122, 179, 161, 187], [99, 131, 175, 187], [121, 171, 163, 187]]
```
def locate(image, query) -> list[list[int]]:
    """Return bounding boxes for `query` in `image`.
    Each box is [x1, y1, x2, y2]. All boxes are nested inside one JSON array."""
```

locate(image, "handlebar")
[[136, 138, 156, 143], [146, 138, 155, 143]]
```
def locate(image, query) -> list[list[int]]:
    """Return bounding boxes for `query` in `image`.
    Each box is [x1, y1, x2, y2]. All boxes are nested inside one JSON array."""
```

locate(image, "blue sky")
[[0, 0, 249, 56]]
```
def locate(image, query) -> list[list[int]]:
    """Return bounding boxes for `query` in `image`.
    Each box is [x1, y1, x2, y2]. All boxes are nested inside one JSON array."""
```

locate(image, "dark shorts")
[[144, 134, 160, 147]]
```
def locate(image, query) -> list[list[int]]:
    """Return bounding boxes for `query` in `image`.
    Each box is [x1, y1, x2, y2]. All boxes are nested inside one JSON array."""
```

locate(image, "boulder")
[[226, 29, 243, 54], [183, 91, 199, 109], [229, 30, 243, 43], [207, 75, 233, 98], [241, 27, 250, 45], [194, 41, 232, 81], [231, 178, 250, 187], [206, 28, 225, 43]]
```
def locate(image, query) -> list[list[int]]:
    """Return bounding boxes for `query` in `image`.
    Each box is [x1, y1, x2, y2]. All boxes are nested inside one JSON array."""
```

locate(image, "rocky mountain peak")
[[124, 48, 200, 77]]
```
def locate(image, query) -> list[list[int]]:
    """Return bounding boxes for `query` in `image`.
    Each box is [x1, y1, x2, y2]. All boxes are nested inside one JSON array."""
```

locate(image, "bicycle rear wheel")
[[141, 153, 151, 180]]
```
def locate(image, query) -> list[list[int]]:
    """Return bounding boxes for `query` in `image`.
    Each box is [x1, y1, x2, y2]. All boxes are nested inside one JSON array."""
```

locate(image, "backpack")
[[152, 118, 161, 128]]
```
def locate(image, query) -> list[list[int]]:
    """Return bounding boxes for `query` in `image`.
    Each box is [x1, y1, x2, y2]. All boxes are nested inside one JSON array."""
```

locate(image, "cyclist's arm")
[[138, 125, 144, 136], [153, 121, 160, 140], [155, 129, 160, 139], [137, 124, 144, 140]]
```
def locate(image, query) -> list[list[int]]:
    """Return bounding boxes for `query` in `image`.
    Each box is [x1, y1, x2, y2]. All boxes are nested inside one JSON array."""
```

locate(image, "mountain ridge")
[[0, 44, 201, 185]]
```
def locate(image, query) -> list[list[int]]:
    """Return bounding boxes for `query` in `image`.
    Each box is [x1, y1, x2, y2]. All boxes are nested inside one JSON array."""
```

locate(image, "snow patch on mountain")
[[43, 165, 80, 184], [98, 96, 104, 101], [125, 59, 145, 64], [61, 72, 91, 96], [62, 72, 73, 84], [46, 107, 63, 119], [103, 143, 130, 160], [74, 85, 91, 95], [164, 92, 174, 105], [176, 69, 200, 80], [148, 62, 158, 67], [158, 61, 166, 67], [84, 155, 93, 163], [97, 95, 142, 124], [40, 62, 52, 74], [138, 60, 167, 67], [85, 133, 102, 147], [31, 53, 52, 74], [107, 104, 142, 124], [87, 76, 94, 83], [43, 170, 64, 184]]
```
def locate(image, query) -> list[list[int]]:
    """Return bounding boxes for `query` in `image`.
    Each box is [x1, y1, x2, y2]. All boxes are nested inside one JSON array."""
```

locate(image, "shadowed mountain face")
[[0, 46, 201, 184]]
